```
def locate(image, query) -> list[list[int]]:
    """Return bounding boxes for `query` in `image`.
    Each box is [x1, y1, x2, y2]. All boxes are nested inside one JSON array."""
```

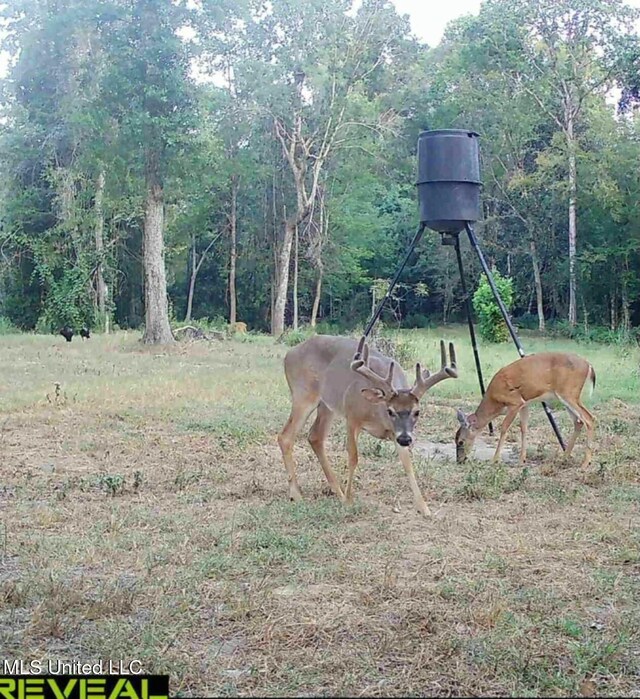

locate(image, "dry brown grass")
[[1, 329, 639, 697]]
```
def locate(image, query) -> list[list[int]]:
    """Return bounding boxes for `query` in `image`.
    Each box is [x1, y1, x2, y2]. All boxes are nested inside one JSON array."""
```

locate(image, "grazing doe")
[[278, 335, 458, 516], [455, 352, 596, 466]]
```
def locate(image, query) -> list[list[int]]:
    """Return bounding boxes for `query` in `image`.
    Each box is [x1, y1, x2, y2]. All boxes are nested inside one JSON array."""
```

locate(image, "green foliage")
[[98, 474, 126, 497], [278, 328, 315, 347], [547, 320, 637, 346], [0, 0, 639, 336], [472, 272, 515, 343], [32, 255, 96, 332], [0, 317, 19, 335]]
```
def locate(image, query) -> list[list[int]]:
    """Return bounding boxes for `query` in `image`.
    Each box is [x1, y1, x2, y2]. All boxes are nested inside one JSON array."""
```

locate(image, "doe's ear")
[[456, 408, 469, 428], [361, 387, 387, 404]]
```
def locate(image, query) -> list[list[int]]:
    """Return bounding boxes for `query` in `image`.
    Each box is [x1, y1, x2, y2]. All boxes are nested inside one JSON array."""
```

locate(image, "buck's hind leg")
[[308, 402, 345, 500], [278, 396, 318, 502]]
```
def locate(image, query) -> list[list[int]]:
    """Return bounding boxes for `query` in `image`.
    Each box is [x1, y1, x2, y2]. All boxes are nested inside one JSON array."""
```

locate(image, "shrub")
[[372, 334, 419, 366], [279, 327, 315, 347], [472, 271, 514, 343], [513, 312, 540, 331], [0, 316, 19, 334], [403, 313, 433, 329], [547, 320, 637, 346]]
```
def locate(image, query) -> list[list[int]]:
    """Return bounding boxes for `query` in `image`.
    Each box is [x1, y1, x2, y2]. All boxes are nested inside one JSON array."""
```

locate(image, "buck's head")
[[361, 386, 421, 446], [351, 337, 458, 449], [455, 409, 479, 462]]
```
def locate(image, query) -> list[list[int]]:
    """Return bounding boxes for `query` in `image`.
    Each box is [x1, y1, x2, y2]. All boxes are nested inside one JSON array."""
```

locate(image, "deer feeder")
[[416, 129, 481, 233]]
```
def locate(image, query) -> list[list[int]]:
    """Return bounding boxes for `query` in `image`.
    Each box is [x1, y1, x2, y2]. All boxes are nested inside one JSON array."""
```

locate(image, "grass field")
[[0, 327, 639, 697]]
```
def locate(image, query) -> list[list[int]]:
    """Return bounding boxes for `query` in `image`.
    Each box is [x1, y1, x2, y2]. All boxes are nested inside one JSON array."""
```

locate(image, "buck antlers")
[[350, 336, 396, 397], [412, 340, 458, 398], [350, 336, 457, 400], [278, 334, 459, 517]]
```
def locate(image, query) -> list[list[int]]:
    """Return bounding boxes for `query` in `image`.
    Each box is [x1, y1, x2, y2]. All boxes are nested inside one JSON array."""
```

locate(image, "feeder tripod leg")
[[454, 236, 493, 436], [363, 222, 426, 339], [464, 223, 566, 451]]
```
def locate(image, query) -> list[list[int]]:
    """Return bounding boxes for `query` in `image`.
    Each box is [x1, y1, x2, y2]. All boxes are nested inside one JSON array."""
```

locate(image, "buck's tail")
[[588, 364, 596, 397]]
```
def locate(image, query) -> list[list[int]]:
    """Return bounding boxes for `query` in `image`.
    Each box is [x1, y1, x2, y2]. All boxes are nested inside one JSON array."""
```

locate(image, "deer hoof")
[[417, 503, 432, 517], [289, 485, 303, 502]]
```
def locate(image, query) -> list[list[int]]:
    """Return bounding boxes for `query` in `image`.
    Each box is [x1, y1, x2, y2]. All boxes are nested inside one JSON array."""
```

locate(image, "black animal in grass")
[[59, 326, 74, 343], [59, 326, 91, 342]]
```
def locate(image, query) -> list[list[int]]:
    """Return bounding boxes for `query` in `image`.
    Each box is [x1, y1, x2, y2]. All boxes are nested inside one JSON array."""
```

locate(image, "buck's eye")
[[387, 409, 394, 417], [414, 410, 420, 418]]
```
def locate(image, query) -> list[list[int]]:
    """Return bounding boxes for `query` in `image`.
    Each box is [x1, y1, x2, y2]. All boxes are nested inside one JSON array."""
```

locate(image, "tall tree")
[[245, 0, 412, 336], [99, 0, 196, 343], [481, 0, 639, 325]]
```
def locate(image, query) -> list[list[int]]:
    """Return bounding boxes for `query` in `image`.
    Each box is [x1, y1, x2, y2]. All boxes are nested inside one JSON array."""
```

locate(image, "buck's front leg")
[[396, 444, 431, 517], [345, 423, 361, 504]]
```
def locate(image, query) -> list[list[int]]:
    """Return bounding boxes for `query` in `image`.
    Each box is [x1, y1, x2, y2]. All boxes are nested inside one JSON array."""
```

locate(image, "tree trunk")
[[105, 286, 110, 334], [185, 232, 197, 323], [272, 111, 324, 336], [142, 162, 174, 344], [610, 293, 616, 331], [551, 285, 560, 320], [229, 174, 238, 325], [94, 169, 107, 331], [566, 109, 578, 327], [621, 262, 630, 332], [270, 279, 275, 330], [310, 267, 322, 328], [292, 225, 299, 331], [583, 301, 589, 334], [272, 220, 296, 337], [530, 236, 545, 332]]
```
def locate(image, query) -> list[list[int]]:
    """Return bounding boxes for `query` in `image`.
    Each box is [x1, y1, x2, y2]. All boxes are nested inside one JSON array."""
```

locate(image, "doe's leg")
[[577, 400, 595, 467], [519, 405, 530, 464], [561, 398, 594, 468], [493, 404, 522, 464], [557, 394, 594, 467]]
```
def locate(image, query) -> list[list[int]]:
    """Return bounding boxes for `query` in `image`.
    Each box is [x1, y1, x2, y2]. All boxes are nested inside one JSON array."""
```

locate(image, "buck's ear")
[[361, 387, 387, 404]]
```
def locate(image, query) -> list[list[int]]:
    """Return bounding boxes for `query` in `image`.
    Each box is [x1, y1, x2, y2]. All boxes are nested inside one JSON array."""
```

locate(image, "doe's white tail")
[[588, 364, 596, 397]]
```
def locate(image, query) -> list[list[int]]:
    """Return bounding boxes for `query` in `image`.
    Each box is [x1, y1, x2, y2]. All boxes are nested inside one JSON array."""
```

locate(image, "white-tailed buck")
[[455, 352, 596, 466], [278, 335, 458, 516]]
